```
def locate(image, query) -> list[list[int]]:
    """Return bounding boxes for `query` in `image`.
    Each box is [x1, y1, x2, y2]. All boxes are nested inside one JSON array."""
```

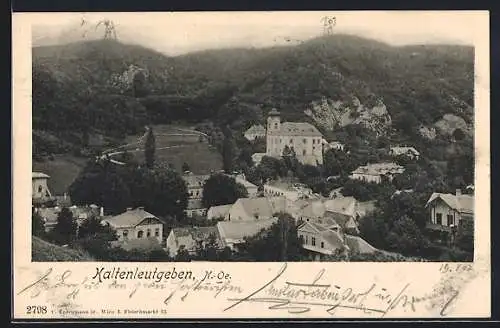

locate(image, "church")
[[265, 108, 324, 166]]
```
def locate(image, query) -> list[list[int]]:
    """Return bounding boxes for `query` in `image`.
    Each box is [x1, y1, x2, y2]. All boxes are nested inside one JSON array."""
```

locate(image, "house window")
[[303, 138, 307, 144], [313, 139, 316, 144], [321, 241, 324, 248], [137, 230, 144, 238], [290, 139, 293, 144], [155, 228, 160, 237], [447, 215, 454, 226], [436, 213, 442, 225], [303, 149, 306, 156], [305, 235, 308, 244], [312, 237, 316, 246], [147, 229, 151, 237], [123, 230, 129, 238], [299, 235, 304, 244], [38, 186, 43, 193], [274, 123, 278, 129]]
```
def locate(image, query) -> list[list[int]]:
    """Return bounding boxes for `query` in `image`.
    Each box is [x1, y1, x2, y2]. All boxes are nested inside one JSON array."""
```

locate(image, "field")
[[33, 154, 88, 195], [121, 124, 223, 174]]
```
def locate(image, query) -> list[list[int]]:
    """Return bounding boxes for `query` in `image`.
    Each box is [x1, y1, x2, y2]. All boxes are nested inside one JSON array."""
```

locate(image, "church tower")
[[266, 108, 281, 156]]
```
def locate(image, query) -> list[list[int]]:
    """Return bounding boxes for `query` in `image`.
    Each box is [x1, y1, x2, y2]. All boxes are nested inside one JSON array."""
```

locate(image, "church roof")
[[278, 122, 323, 137]]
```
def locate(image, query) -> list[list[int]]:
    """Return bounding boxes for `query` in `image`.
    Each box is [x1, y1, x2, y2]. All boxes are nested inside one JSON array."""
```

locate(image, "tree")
[[32, 211, 46, 238], [174, 246, 191, 262], [240, 213, 303, 261], [386, 216, 429, 256], [144, 126, 156, 169], [69, 161, 132, 215], [202, 173, 248, 208], [129, 165, 188, 219], [182, 162, 191, 173], [78, 216, 116, 240], [50, 208, 77, 245], [222, 128, 237, 173]]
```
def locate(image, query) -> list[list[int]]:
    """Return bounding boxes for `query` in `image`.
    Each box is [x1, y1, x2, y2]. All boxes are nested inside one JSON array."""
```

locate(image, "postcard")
[[12, 11, 490, 320]]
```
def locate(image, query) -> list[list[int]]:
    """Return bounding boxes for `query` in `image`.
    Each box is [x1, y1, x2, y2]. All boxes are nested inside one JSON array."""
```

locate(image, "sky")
[[28, 11, 486, 56]]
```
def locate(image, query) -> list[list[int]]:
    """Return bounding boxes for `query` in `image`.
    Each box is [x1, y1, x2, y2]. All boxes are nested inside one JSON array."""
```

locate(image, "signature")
[[224, 263, 464, 317], [17, 268, 86, 301]]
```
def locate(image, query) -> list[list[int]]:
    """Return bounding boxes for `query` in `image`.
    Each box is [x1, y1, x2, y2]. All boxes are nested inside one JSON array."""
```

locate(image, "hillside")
[[32, 35, 474, 161], [32, 236, 94, 261]]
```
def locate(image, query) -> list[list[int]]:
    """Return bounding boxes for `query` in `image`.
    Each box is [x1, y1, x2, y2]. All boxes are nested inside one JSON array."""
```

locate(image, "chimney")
[[100, 207, 104, 217], [63, 192, 67, 200], [126, 207, 133, 211], [456, 189, 462, 196], [138, 206, 145, 210]]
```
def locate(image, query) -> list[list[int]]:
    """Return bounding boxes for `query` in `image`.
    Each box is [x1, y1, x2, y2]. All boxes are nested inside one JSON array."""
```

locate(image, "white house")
[[266, 108, 324, 166], [206, 204, 232, 221], [166, 226, 222, 258], [32, 172, 52, 202], [182, 174, 210, 199], [226, 197, 284, 221], [324, 141, 346, 152], [244, 124, 266, 141], [349, 162, 405, 184], [216, 218, 278, 251], [101, 207, 164, 246], [425, 189, 474, 233], [298, 221, 346, 260]]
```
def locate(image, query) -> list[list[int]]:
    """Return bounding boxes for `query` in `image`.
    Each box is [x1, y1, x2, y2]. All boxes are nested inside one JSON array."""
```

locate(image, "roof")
[[217, 218, 278, 244], [268, 108, 280, 116], [345, 235, 378, 254], [237, 197, 275, 218], [182, 174, 210, 188], [426, 193, 474, 214], [299, 201, 326, 218], [251, 153, 266, 159], [235, 177, 258, 189], [170, 226, 223, 252], [36, 207, 59, 223], [324, 197, 357, 216], [33, 172, 50, 179], [321, 230, 345, 249], [112, 237, 163, 252], [207, 204, 232, 218], [186, 199, 205, 210], [245, 124, 266, 134], [351, 162, 405, 176], [277, 122, 323, 137], [355, 201, 377, 217], [102, 208, 161, 229]]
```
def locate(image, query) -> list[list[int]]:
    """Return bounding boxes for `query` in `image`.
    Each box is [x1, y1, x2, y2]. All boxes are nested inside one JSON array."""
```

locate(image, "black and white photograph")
[[30, 12, 477, 264]]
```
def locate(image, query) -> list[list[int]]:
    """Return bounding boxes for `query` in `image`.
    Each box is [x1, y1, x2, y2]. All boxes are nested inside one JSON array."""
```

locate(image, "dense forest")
[[32, 35, 474, 160]]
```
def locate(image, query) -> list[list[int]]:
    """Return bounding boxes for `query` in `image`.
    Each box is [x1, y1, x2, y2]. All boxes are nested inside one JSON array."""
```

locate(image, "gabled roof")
[[236, 197, 275, 218], [207, 204, 232, 218], [351, 162, 405, 176], [298, 221, 344, 249], [103, 208, 161, 229], [245, 124, 266, 134], [278, 122, 323, 137], [33, 172, 50, 179], [324, 196, 357, 216], [390, 146, 420, 156], [217, 218, 278, 244], [182, 174, 211, 188], [426, 193, 474, 214], [170, 226, 222, 251], [299, 200, 326, 218]]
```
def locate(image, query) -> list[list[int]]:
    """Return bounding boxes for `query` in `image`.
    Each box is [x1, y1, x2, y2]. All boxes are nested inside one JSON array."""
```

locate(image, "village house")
[[184, 199, 207, 218], [166, 226, 223, 258], [32, 172, 54, 204], [225, 197, 285, 221], [349, 162, 405, 184], [297, 220, 346, 260], [206, 204, 232, 221], [34, 204, 104, 232], [233, 173, 259, 197], [263, 179, 318, 202], [425, 189, 474, 237], [389, 146, 420, 160], [266, 108, 324, 166], [244, 124, 266, 141], [101, 207, 164, 249], [216, 218, 278, 251], [182, 174, 210, 200]]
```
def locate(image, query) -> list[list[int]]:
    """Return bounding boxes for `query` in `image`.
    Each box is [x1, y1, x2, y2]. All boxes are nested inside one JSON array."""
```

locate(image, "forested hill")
[[32, 35, 474, 157]]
